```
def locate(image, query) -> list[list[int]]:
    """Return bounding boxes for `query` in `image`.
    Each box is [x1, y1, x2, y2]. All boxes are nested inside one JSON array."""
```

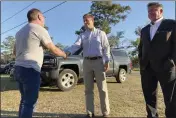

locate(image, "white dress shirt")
[[68, 27, 110, 62], [150, 17, 164, 40]]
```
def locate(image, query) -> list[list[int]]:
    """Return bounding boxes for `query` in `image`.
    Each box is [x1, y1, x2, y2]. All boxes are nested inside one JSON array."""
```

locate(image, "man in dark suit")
[[138, 2, 176, 118]]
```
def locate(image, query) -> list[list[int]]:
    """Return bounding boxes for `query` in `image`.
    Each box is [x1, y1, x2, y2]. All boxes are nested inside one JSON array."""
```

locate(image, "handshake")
[[62, 51, 71, 59], [52, 46, 71, 59]]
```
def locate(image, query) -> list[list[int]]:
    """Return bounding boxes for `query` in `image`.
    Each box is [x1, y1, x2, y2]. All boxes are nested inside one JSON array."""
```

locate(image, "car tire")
[[10, 68, 15, 81], [57, 69, 78, 91], [40, 72, 51, 87], [40, 77, 50, 87], [5, 69, 9, 74], [116, 68, 127, 83]]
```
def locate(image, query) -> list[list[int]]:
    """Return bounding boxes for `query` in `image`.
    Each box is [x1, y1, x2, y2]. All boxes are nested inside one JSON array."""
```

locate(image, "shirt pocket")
[[82, 37, 89, 45], [93, 36, 101, 47], [157, 31, 172, 41]]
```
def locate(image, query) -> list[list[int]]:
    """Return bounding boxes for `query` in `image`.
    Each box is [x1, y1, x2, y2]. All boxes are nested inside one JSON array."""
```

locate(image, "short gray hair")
[[27, 8, 42, 22], [147, 2, 163, 9]]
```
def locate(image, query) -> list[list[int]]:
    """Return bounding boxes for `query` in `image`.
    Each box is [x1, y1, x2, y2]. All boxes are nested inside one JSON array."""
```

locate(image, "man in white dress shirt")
[[67, 14, 110, 118], [138, 2, 176, 118]]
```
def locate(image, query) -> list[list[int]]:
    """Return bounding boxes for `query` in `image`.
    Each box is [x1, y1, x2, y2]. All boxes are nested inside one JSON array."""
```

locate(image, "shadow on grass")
[[39, 87, 61, 92], [0, 76, 84, 93], [39, 83, 84, 92], [1, 110, 86, 118], [106, 81, 118, 84], [1, 110, 111, 118], [0, 75, 121, 92], [0, 76, 18, 92]]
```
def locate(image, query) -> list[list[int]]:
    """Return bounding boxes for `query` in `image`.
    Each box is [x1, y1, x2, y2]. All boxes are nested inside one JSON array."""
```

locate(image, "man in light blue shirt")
[[67, 14, 110, 118]]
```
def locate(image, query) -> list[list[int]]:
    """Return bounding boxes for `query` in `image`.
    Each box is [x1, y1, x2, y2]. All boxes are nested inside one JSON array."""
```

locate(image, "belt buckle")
[[85, 56, 101, 60], [92, 56, 99, 60], [85, 57, 90, 60], [94, 57, 98, 60]]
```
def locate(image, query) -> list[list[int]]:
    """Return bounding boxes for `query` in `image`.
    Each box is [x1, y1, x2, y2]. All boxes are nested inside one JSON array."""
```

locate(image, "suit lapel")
[[145, 25, 151, 42], [151, 19, 165, 42]]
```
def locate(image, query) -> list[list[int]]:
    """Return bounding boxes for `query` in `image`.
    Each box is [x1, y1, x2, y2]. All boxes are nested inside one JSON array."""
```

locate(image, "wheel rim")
[[61, 73, 75, 88], [10, 68, 14, 76], [120, 70, 126, 82], [10, 69, 14, 74]]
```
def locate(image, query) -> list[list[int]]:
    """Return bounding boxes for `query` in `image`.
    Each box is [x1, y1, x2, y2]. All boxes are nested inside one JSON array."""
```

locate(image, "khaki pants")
[[83, 58, 110, 115]]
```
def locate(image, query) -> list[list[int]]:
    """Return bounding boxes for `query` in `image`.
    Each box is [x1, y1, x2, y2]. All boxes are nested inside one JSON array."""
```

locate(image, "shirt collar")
[[150, 17, 164, 26], [86, 27, 96, 32]]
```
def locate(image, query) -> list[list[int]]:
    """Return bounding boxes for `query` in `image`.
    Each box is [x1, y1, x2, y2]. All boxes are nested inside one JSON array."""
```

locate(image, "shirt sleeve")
[[67, 35, 82, 54], [101, 31, 110, 63], [172, 20, 176, 65], [38, 28, 52, 46]]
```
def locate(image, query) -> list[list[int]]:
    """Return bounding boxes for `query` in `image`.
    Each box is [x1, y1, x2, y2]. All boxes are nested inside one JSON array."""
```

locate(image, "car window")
[[112, 50, 128, 57]]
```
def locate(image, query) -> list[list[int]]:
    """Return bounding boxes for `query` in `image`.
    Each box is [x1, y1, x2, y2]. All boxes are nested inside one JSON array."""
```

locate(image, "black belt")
[[84, 56, 102, 60]]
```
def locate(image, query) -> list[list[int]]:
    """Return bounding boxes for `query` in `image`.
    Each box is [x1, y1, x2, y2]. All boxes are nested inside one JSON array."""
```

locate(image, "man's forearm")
[[45, 42, 66, 58], [52, 47, 66, 58], [104, 47, 110, 63], [67, 44, 81, 55]]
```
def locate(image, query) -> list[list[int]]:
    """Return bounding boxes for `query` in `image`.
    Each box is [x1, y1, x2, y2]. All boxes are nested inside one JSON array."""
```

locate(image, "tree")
[[108, 31, 124, 47], [128, 26, 142, 68], [130, 26, 142, 57], [129, 38, 140, 57], [89, 1, 131, 34], [75, 1, 131, 35], [75, 26, 86, 35], [1, 36, 16, 62], [55, 43, 65, 50], [135, 26, 142, 37], [1, 36, 15, 55]]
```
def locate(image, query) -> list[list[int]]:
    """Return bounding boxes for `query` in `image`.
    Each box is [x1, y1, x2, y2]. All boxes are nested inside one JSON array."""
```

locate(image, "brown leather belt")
[[84, 56, 102, 60]]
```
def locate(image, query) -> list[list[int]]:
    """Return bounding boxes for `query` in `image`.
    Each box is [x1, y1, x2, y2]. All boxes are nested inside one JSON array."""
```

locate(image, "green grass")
[[132, 68, 140, 71], [0, 74, 10, 78]]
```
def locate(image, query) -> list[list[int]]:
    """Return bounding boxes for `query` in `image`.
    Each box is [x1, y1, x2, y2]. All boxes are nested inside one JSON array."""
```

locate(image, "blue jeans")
[[14, 66, 40, 118]]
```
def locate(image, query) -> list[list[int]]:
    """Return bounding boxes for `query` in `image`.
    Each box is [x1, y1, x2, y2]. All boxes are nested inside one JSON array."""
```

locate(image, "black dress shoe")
[[85, 113, 95, 118]]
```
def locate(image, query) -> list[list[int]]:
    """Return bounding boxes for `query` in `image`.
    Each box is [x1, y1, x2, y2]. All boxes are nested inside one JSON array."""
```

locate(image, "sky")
[[1, 1, 175, 47]]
